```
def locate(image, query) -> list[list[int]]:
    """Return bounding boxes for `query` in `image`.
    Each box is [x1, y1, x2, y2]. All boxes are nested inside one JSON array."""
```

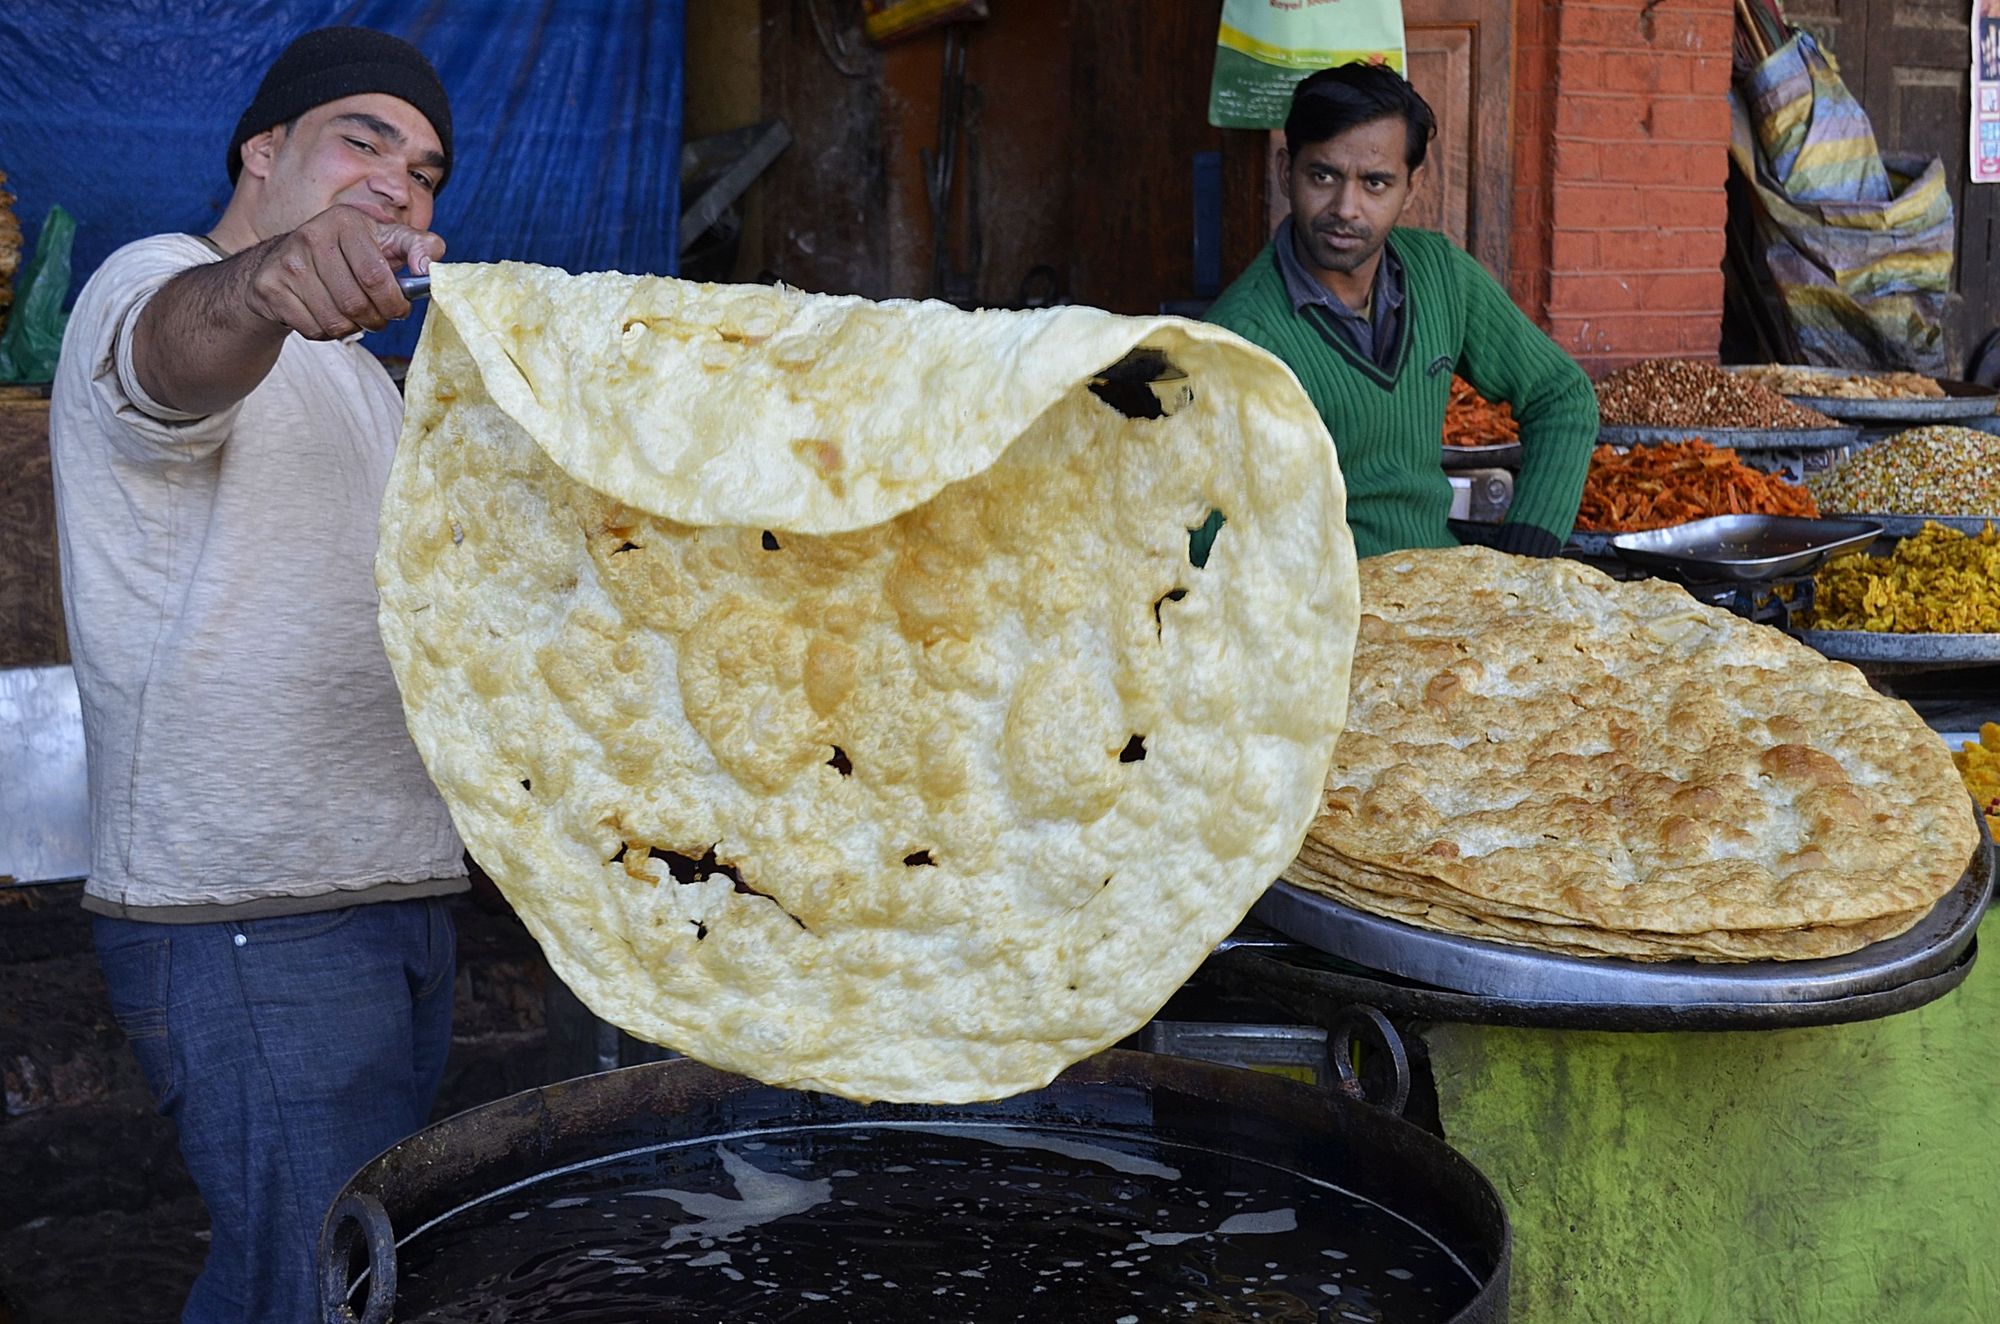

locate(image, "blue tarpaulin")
[[0, 0, 683, 358]]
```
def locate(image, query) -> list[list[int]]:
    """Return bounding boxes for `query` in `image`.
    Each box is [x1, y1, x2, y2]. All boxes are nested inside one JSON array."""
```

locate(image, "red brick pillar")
[[1509, 0, 1736, 377]]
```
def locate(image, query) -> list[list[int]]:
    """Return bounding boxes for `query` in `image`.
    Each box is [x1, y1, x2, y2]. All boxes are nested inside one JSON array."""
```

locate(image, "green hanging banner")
[[1207, 0, 1407, 130]]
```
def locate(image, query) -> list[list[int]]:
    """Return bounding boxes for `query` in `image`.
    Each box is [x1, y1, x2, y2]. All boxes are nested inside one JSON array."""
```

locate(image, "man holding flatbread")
[[49, 27, 465, 1320], [1207, 64, 1597, 560]]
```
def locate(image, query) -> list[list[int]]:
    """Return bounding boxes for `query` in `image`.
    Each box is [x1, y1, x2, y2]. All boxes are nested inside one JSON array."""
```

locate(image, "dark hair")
[[1284, 63, 1436, 171]]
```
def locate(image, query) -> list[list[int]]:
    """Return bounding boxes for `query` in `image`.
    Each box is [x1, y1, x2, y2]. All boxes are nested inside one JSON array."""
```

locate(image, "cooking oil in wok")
[[375, 1121, 1481, 1321]]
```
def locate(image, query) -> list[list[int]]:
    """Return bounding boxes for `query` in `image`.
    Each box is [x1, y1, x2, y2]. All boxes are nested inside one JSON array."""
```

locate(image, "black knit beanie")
[[226, 26, 453, 192]]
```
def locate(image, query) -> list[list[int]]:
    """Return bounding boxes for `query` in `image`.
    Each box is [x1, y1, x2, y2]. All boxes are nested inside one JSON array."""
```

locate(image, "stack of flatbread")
[[1286, 547, 1980, 962], [378, 262, 1359, 1102]]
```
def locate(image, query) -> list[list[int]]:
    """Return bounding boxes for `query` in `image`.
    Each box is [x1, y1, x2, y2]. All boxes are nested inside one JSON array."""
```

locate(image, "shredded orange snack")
[[1574, 440, 1819, 533], [1443, 376, 1520, 448]]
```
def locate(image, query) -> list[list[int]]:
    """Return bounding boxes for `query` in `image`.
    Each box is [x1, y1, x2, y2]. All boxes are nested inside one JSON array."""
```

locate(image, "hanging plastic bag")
[[1207, 0, 1407, 129], [0, 206, 75, 385]]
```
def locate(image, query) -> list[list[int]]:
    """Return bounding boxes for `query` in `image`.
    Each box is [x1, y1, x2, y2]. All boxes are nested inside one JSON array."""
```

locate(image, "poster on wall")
[[1208, 0, 1408, 129], [1976, 0, 2000, 182]]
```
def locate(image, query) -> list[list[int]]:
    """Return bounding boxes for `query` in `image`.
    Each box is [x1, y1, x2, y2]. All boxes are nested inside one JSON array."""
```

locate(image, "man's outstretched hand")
[[242, 204, 446, 340]]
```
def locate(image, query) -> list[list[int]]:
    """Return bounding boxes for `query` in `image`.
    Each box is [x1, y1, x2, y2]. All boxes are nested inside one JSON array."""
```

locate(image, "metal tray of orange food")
[[1598, 424, 1859, 451], [1243, 805, 1993, 1015]]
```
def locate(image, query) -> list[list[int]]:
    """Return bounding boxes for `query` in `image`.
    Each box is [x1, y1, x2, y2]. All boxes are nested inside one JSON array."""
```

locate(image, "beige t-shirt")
[[50, 234, 465, 917]]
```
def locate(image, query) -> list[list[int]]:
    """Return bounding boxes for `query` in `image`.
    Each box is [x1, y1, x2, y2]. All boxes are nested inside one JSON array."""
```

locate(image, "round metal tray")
[[1772, 369, 1999, 423], [1799, 629, 2000, 665], [1207, 934, 1977, 1032], [1246, 809, 1992, 1019], [1598, 424, 1858, 451]]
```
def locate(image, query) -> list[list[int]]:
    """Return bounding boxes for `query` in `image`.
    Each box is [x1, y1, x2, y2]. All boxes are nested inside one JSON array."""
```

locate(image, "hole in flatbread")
[[762, 531, 781, 551], [828, 746, 853, 776], [609, 844, 628, 865], [689, 920, 708, 940], [1188, 510, 1225, 568], [519, 777, 532, 793], [1118, 735, 1147, 763], [1152, 587, 1188, 632], [645, 844, 749, 890], [612, 541, 641, 554], [903, 850, 935, 867], [1087, 348, 1186, 419]]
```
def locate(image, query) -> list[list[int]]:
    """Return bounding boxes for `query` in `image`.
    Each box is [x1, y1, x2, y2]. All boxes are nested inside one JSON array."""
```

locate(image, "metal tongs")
[[398, 272, 432, 301]]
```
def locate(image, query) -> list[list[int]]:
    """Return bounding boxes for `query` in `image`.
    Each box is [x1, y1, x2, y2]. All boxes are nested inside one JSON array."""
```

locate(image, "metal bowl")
[[1610, 514, 1881, 582]]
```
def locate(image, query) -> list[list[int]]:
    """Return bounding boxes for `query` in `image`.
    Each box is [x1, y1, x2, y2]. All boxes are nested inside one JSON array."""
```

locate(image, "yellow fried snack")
[[1808, 523, 2000, 633], [1285, 547, 1977, 962], [1955, 724, 2000, 837], [378, 262, 1359, 1103]]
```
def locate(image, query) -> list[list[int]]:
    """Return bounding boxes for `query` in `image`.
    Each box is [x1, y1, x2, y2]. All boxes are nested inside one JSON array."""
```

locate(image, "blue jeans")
[[93, 898, 456, 1324]]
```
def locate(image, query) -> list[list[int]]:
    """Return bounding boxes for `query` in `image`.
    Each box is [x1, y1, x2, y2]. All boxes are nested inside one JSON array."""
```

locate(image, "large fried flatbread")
[[1287, 547, 1976, 962], [378, 262, 1358, 1102]]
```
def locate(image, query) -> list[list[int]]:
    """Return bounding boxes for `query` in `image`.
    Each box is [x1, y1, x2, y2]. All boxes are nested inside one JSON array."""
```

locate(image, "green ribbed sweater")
[[1206, 228, 1598, 559]]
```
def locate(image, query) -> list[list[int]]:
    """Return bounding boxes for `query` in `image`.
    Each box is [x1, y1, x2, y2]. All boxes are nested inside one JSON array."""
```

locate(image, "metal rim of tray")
[[1787, 395, 2000, 423], [1208, 934, 1978, 1032], [1442, 441, 1522, 469], [1598, 424, 1859, 451], [1760, 367, 2000, 423], [1798, 629, 2000, 664], [1246, 808, 1993, 1017], [1810, 512, 1999, 537]]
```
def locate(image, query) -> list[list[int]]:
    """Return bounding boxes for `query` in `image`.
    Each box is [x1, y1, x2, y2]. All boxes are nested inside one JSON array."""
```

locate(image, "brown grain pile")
[[1597, 359, 1835, 429]]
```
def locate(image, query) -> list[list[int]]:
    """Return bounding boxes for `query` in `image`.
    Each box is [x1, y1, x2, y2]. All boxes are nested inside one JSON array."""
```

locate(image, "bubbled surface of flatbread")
[[378, 263, 1358, 1102], [1287, 547, 1976, 960]]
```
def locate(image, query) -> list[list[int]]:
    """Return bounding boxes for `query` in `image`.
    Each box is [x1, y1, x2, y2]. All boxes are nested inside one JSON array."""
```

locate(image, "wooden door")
[[1262, 0, 1513, 280], [1859, 0, 1996, 368]]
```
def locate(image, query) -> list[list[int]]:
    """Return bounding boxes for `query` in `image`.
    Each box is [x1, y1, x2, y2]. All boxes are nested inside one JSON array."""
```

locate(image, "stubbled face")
[[1281, 116, 1422, 279], [245, 92, 446, 236]]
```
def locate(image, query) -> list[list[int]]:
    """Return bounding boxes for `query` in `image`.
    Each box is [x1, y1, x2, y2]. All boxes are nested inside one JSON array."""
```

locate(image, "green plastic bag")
[[1207, 0, 1407, 129], [0, 205, 75, 384]]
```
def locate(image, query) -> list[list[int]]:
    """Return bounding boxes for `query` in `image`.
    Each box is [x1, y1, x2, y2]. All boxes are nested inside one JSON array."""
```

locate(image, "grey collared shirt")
[[1276, 217, 1406, 370]]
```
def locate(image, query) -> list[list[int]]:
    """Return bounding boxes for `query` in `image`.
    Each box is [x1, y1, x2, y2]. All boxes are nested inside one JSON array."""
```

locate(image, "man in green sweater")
[[1207, 64, 1597, 560]]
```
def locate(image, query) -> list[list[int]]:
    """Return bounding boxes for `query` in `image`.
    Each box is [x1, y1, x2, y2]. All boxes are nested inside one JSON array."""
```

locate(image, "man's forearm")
[[131, 241, 290, 418]]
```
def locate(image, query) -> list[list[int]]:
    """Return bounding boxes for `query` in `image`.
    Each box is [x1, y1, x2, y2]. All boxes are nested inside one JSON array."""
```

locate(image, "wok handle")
[[1327, 1003, 1412, 1116], [320, 1192, 398, 1324]]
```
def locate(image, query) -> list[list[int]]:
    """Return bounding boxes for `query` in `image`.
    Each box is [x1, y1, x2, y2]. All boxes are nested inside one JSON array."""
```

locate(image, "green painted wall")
[[1430, 925, 2000, 1322]]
